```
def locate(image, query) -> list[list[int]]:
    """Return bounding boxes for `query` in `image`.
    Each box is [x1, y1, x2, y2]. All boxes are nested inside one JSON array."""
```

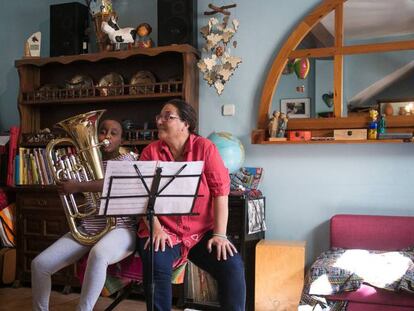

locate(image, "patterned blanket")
[[300, 247, 414, 310]]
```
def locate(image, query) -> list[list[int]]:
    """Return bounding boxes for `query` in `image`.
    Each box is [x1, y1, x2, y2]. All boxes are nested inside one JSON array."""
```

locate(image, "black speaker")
[[50, 2, 88, 57], [158, 0, 197, 47]]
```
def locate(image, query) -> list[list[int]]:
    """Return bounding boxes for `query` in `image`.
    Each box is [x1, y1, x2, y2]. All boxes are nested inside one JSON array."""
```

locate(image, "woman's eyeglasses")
[[155, 113, 180, 122]]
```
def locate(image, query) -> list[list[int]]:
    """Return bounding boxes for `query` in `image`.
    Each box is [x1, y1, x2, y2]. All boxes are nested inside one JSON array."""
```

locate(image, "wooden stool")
[[255, 240, 305, 311]]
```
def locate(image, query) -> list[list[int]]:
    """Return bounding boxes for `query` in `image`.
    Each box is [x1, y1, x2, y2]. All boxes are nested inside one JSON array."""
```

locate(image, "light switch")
[[222, 104, 235, 116]]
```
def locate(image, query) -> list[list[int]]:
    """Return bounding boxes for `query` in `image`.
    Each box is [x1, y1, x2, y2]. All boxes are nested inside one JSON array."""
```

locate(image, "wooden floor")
[[0, 286, 184, 311]]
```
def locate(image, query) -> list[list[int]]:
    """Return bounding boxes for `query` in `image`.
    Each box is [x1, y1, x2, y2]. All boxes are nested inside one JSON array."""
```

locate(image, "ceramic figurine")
[[134, 23, 153, 48], [277, 113, 289, 138], [101, 14, 136, 45], [268, 111, 280, 138], [378, 114, 386, 134], [368, 109, 379, 139]]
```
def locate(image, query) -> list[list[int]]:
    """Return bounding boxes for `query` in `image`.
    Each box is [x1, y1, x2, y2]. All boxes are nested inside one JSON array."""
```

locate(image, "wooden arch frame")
[[252, 0, 414, 144]]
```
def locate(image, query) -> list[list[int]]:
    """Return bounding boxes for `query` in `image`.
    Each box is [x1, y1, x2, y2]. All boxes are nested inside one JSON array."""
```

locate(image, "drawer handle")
[[36, 199, 47, 206]]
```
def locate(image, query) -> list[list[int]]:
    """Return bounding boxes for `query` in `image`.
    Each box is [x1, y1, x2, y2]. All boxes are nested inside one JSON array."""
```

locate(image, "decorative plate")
[[66, 75, 94, 97], [129, 70, 156, 95], [66, 74, 94, 89], [98, 72, 124, 96], [37, 84, 60, 99]]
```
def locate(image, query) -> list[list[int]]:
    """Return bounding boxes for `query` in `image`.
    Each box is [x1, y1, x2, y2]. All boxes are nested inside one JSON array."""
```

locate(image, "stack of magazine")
[[230, 167, 263, 191], [186, 261, 219, 307]]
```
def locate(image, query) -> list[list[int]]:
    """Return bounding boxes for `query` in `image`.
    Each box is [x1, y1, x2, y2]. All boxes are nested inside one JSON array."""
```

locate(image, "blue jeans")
[[138, 231, 246, 311]]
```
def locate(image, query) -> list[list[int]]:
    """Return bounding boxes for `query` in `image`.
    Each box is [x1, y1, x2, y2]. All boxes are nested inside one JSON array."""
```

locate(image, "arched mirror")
[[253, 0, 414, 144]]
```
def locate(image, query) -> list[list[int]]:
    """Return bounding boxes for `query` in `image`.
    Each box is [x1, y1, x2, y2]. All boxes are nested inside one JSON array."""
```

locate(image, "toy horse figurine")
[[101, 14, 136, 45]]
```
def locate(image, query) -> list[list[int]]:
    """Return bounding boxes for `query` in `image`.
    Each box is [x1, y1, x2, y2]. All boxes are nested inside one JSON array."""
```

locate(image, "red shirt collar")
[[159, 133, 196, 160]]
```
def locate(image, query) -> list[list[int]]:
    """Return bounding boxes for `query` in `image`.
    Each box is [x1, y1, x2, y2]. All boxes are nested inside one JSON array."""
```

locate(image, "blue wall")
[[1, 0, 414, 265]]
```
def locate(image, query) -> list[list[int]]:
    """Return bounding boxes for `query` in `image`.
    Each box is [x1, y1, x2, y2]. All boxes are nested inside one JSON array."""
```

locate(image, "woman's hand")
[[207, 235, 238, 261], [56, 180, 81, 195], [144, 226, 173, 252]]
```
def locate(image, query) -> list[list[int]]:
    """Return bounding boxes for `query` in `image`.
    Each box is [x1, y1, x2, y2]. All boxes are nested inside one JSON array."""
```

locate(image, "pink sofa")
[[328, 214, 414, 311]]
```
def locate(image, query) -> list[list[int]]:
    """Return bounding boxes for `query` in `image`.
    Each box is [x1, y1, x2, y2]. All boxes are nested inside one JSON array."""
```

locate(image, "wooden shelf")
[[15, 44, 199, 67], [21, 82, 183, 105], [252, 116, 414, 144], [261, 139, 409, 144]]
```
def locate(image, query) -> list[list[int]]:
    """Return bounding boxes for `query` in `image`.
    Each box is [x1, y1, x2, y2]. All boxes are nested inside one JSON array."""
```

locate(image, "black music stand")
[[99, 161, 203, 311]]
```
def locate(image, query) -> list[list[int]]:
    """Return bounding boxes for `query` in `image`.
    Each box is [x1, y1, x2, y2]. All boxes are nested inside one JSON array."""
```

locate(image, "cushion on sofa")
[[300, 247, 414, 310]]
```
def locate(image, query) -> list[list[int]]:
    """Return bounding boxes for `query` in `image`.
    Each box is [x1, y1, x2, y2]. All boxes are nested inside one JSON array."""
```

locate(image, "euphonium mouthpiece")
[[101, 139, 110, 147]]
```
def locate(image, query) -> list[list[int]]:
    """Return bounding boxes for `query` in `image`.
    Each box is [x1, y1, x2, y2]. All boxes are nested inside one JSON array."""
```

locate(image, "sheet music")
[[99, 160, 204, 216], [155, 161, 204, 214], [99, 161, 157, 215]]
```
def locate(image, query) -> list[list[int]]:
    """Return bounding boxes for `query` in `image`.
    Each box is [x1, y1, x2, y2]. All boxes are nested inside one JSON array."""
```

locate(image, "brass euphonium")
[[46, 110, 116, 245]]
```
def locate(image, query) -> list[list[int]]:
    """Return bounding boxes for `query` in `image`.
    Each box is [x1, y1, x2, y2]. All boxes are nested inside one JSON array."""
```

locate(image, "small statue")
[[101, 14, 136, 45], [134, 23, 153, 48], [378, 114, 386, 135], [268, 111, 280, 138], [368, 109, 379, 139], [276, 113, 289, 138]]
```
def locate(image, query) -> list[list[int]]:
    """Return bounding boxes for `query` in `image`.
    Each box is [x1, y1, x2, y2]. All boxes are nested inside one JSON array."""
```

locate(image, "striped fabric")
[[300, 247, 414, 310], [80, 153, 137, 233], [0, 203, 15, 247]]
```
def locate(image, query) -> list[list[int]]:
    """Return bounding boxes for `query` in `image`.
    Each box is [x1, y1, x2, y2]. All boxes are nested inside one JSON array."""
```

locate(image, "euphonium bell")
[[46, 110, 116, 245]]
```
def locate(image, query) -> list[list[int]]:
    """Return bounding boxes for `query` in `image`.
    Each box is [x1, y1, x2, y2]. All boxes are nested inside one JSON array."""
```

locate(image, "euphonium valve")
[[46, 110, 116, 245]]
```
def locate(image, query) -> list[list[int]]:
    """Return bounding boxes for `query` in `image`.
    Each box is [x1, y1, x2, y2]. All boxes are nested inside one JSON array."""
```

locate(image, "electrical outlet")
[[222, 104, 235, 116]]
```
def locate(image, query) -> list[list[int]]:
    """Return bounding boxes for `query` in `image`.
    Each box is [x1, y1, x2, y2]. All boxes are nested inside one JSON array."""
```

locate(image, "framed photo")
[[280, 98, 311, 118], [247, 198, 266, 234]]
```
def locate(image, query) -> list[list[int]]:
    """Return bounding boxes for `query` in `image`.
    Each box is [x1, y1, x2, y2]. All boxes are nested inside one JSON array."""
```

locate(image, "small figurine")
[[134, 23, 153, 48], [101, 14, 136, 45], [368, 109, 379, 139], [378, 114, 386, 135], [268, 111, 280, 138], [277, 113, 289, 138]]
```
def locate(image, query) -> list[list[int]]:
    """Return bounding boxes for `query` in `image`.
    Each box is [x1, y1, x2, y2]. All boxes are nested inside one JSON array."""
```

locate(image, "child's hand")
[[56, 180, 81, 194]]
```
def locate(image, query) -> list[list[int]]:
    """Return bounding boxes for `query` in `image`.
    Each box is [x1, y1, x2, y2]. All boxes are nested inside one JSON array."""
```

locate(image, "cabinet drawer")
[[18, 194, 61, 209], [23, 214, 67, 237]]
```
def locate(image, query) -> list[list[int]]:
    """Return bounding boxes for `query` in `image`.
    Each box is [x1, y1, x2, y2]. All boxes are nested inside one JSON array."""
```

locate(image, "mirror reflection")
[[271, 0, 414, 120]]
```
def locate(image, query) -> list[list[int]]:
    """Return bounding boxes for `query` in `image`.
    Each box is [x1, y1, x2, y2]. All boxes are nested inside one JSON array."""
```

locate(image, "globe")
[[207, 132, 245, 174]]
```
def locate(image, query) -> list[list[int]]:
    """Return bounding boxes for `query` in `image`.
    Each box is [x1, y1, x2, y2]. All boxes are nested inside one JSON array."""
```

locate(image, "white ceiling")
[[321, 0, 414, 40]]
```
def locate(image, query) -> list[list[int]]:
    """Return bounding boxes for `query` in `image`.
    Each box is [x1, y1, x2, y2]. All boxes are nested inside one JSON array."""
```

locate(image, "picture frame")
[[280, 98, 311, 118], [247, 198, 266, 235]]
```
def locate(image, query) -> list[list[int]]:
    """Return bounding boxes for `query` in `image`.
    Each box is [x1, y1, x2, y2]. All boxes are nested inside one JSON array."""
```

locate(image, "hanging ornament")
[[293, 58, 310, 79], [197, 3, 241, 95], [322, 92, 334, 108]]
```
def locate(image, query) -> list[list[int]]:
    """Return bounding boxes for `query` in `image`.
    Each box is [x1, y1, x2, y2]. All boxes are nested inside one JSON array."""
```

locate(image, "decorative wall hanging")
[[198, 3, 241, 95], [322, 92, 334, 108]]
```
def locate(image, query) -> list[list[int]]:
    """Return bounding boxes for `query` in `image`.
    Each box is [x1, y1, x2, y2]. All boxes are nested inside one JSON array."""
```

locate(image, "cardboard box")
[[334, 129, 367, 140], [288, 131, 311, 141]]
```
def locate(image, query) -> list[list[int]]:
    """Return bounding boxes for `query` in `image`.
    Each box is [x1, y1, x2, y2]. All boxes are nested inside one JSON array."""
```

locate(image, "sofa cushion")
[[329, 284, 414, 307], [307, 248, 414, 296]]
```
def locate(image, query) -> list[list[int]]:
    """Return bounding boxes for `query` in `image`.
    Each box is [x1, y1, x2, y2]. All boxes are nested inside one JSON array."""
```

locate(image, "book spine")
[[6, 126, 19, 187]]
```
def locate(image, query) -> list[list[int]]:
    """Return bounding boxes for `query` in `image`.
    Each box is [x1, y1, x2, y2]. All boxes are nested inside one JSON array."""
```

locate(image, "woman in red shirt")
[[138, 99, 246, 311]]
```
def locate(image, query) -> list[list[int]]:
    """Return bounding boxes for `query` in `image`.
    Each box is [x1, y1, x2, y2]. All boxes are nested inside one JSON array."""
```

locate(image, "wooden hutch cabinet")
[[14, 45, 199, 289]]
